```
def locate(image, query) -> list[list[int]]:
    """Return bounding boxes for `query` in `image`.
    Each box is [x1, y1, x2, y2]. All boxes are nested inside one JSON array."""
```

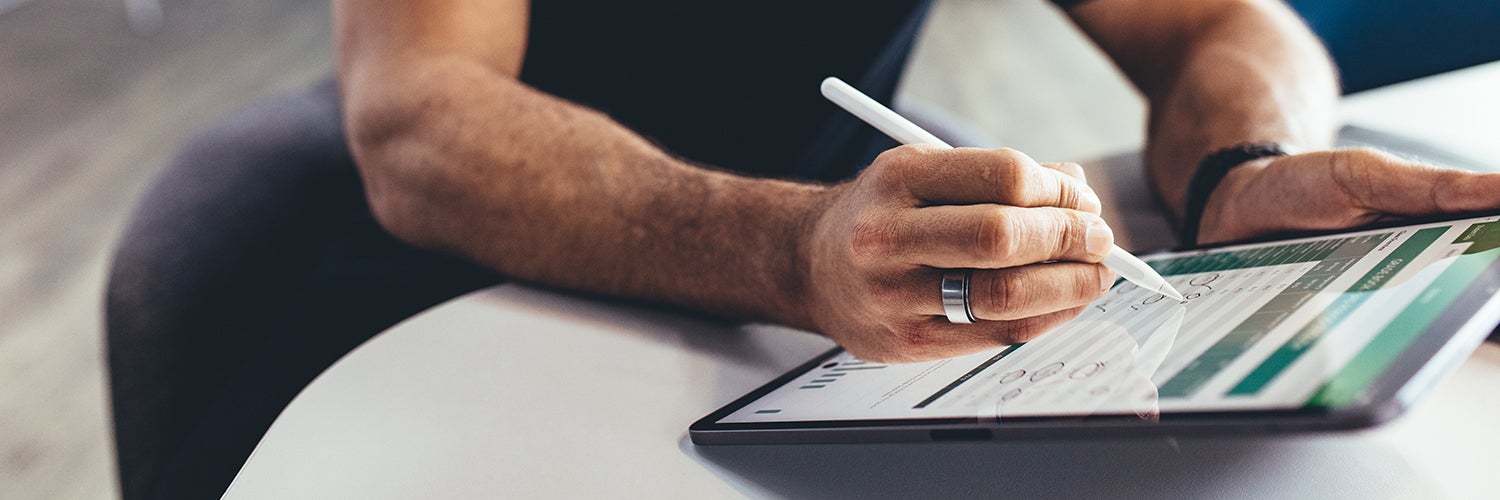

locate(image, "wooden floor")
[[0, 0, 333, 498], [0, 0, 1140, 498]]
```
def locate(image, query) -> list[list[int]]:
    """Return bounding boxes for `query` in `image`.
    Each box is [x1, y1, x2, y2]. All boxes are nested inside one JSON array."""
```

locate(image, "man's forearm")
[[343, 56, 825, 328], [1140, 0, 1339, 218]]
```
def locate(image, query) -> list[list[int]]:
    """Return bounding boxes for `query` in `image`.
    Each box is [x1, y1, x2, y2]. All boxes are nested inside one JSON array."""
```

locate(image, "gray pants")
[[105, 80, 505, 500]]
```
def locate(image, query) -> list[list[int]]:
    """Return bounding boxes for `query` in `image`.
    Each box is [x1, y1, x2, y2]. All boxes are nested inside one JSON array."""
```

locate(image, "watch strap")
[[1180, 143, 1289, 245]]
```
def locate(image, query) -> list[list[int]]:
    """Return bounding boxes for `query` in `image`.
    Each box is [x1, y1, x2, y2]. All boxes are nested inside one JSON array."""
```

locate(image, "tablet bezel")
[[690, 211, 1500, 444]]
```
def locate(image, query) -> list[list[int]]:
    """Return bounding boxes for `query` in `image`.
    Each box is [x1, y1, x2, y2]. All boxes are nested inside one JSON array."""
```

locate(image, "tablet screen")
[[719, 214, 1500, 424]]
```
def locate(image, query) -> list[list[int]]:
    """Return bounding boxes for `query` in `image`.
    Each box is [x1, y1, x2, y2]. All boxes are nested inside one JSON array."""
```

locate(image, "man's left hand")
[[1197, 148, 1500, 244]]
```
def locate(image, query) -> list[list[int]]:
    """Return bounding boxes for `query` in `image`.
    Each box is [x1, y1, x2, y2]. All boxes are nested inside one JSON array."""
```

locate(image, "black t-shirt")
[[519, 0, 1084, 181]]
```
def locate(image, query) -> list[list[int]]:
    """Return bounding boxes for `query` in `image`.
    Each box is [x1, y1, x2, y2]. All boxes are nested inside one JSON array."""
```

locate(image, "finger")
[[890, 205, 1114, 268], [893, 263, 1113, 319], [1042, 162, 1086, 183], [966, 263, 1113, 321], [1330, 148, 1500, 215], [882, 146, 1101, 213], [891, 306, 1088, 362], [1040, 161, 1098, 214]]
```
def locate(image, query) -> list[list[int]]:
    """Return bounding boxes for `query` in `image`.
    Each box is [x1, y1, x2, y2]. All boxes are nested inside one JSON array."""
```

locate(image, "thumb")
[[1331, 148, 1500, 216]]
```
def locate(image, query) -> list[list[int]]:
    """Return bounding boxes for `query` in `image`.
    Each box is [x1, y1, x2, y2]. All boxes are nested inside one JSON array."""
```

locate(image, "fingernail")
[[1086, 220, 1113, 258], [1100, 268, 1118, 291], [1080, 189, 1102, 214]]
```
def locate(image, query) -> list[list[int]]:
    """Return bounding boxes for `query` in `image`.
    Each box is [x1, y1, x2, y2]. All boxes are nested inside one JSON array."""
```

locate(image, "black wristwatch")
[[1180, 143, 1289, 245]]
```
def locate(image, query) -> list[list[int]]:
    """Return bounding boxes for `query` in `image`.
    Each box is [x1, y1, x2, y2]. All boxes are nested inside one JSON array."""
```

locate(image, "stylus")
[[820, 76, 1186, 302]]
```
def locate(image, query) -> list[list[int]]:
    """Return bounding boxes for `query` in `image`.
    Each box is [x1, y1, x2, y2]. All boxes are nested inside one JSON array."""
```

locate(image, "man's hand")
[[801, 146, 1118, 363], [1199, 148, 1500, 244]]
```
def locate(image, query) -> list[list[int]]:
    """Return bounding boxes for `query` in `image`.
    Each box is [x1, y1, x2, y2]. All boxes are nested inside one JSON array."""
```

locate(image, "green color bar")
[[1306, 251, 1499, 407], [799, 385, 826, 389], [1456, 221, 1500, 255], [1229, 227, 1447, 395], [1158, 233, 1395, 397], [1150, 235, 1383, 277]]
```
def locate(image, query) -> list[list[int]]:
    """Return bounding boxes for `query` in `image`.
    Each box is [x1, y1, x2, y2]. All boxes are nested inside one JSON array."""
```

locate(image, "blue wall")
[[1287, 0, 1500, 93]]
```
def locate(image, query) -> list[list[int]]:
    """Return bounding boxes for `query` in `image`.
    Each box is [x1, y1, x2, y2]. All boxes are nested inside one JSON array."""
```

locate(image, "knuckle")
[[877, 145, 926, 170], [868, 147, 920, 187], [873, 145, 908, 165], [1057, 211, 1093, 256], [848, 215, 900, 265], [985, 272, 1032, 319], [991, 148, 1043, 194], [1327, 150, 1376, 207], [862, 159, 901, 189], [1056, 176, 1086, 211], [1339, 148, 1399, 176], [997, 162, 1032, 201], [974, 207, 1020, 266]]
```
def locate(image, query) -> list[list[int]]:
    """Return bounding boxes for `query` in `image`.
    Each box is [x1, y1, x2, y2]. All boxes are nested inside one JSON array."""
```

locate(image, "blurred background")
[[1, 0, 330, 497], [1, 0, 1496, 498]]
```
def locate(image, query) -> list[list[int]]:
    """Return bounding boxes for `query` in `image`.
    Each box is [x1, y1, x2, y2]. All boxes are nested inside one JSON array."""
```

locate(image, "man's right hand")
[[801, 145, 1119, 363], [337, 1, 1117, 365]]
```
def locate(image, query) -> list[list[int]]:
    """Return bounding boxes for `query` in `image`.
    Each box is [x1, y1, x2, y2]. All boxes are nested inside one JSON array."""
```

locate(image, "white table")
[[227, 62, 1500, 499]]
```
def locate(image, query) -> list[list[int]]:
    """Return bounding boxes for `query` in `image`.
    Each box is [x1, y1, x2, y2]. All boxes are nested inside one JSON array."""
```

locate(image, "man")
[[107, 0, 1500, 498]]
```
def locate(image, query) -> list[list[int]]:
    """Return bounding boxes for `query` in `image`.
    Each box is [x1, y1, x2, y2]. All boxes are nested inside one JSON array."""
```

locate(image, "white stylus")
[[820, 77, 1185, 301]]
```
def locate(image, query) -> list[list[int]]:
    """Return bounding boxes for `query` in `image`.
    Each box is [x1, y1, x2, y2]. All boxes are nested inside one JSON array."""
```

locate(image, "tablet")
[[691, 212, 1500, 444]]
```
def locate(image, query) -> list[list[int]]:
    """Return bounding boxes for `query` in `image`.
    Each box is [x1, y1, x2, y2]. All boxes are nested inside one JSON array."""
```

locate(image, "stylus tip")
[[1160, 284, 1186, 302]]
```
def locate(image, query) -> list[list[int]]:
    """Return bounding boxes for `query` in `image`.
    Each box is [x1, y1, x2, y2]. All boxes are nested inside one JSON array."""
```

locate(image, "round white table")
[[224, 284, 1500, 499], [227, 63, 1500, 499]]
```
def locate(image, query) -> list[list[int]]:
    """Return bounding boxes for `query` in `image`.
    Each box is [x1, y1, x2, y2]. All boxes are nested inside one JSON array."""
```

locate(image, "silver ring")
[[941, 270, 976, 324]]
